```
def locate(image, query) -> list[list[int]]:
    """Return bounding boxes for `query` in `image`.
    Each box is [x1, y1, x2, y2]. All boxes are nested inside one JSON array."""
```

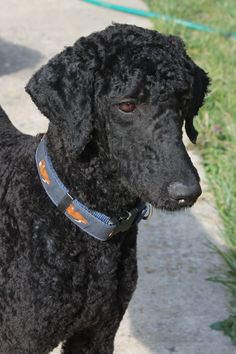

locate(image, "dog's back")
[[0, 105, 17, 133], [0, 104, 36, 209], [0, 105, 42, 354], [0, 105, 24, 148]]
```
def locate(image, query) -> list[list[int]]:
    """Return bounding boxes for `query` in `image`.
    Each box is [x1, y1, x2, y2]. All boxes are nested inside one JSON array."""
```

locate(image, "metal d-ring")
[[142, 203, 153, 220]]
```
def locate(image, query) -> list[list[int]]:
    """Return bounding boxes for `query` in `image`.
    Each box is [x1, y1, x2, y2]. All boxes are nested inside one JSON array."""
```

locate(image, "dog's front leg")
[[61, 319, 121, 354]]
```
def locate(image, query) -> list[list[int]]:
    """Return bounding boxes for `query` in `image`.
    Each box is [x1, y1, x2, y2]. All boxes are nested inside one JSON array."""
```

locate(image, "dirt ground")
[[0, 0, 234, 353]]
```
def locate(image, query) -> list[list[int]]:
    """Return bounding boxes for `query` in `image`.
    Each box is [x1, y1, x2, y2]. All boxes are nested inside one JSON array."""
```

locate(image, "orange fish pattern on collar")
[[39, 160, 51, 185], [66, 204, 88, 224]]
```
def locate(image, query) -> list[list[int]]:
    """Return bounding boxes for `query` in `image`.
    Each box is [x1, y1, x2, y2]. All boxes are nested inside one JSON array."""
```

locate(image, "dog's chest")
[[28, 231, 137, 335]]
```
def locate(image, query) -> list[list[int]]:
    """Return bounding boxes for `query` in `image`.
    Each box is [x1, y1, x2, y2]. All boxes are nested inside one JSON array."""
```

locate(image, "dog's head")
[[26, 24, 209, 211]]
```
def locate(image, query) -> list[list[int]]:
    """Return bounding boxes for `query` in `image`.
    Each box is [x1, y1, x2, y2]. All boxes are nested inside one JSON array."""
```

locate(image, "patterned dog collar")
[[35, 135, 149, 241]]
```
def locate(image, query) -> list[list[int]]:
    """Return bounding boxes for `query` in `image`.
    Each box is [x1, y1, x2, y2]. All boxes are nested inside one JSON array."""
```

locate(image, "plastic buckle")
[[111, 211, 137, 236]]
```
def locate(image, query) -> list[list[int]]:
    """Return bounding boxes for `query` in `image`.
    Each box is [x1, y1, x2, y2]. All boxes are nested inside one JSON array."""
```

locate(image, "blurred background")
[[0, 0, 236, 353]]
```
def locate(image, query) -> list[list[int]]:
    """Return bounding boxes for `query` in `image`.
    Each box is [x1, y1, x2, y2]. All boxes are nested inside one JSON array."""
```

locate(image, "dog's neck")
[[46, 126, 138, 218]]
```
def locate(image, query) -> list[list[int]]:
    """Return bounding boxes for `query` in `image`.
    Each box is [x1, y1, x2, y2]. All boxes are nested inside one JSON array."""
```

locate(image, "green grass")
[[145, 0, 236, 343]]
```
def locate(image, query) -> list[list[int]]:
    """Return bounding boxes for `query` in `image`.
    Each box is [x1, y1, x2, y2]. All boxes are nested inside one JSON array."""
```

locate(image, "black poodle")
[[0, 24, 209, 354]]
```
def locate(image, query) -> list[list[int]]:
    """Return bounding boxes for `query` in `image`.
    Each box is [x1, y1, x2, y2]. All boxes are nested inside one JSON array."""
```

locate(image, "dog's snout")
[[167, 181, 202, 206]]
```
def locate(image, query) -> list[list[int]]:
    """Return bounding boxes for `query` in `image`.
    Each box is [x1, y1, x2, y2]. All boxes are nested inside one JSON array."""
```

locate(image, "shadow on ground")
[[117, 208, 232, 354], [0, 38, 43, 77]]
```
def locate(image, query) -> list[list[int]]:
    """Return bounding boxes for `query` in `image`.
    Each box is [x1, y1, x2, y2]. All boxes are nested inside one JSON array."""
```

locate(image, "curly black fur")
[[0, 24, 209, 354]]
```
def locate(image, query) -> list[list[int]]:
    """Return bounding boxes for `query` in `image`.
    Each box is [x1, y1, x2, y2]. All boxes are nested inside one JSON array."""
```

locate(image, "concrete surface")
[[0, 1, 234, 353]]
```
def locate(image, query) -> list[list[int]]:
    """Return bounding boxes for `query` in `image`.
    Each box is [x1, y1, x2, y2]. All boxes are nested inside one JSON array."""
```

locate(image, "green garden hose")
[[81, 0, 236, 38]]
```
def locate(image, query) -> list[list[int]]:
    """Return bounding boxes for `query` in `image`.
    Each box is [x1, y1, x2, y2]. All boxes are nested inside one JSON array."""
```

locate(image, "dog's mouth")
[[139, 180, 202, 212], [147, 196, 199, 212], [124, 178, 201, 213], [142, 189, 200, 212], [133, 191, 201, 213]]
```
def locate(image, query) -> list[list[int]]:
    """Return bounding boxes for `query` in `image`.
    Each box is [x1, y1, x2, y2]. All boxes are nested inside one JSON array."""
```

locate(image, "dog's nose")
[[167, 182, 202, 206]]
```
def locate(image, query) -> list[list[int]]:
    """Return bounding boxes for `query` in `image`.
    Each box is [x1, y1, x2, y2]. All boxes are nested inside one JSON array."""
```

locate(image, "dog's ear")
[[26, 39, 99, 153], [185, 65, 210, 144]]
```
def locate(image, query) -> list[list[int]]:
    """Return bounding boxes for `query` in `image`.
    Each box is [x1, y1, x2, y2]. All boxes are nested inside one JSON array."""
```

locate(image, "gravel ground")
[[0, 1, 234, 353]]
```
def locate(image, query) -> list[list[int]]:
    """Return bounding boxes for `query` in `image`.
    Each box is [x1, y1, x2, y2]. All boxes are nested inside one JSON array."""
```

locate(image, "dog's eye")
[[118, 102, 136, 113]]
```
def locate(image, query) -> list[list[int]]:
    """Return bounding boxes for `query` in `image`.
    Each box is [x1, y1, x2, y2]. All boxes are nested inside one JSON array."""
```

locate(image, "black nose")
[[167, 182, 202, 206]]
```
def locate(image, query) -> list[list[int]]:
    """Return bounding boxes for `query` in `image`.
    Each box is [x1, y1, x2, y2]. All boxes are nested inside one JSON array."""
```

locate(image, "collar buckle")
[[109, 212, 135, 237], [111, 202, 148, 236]]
